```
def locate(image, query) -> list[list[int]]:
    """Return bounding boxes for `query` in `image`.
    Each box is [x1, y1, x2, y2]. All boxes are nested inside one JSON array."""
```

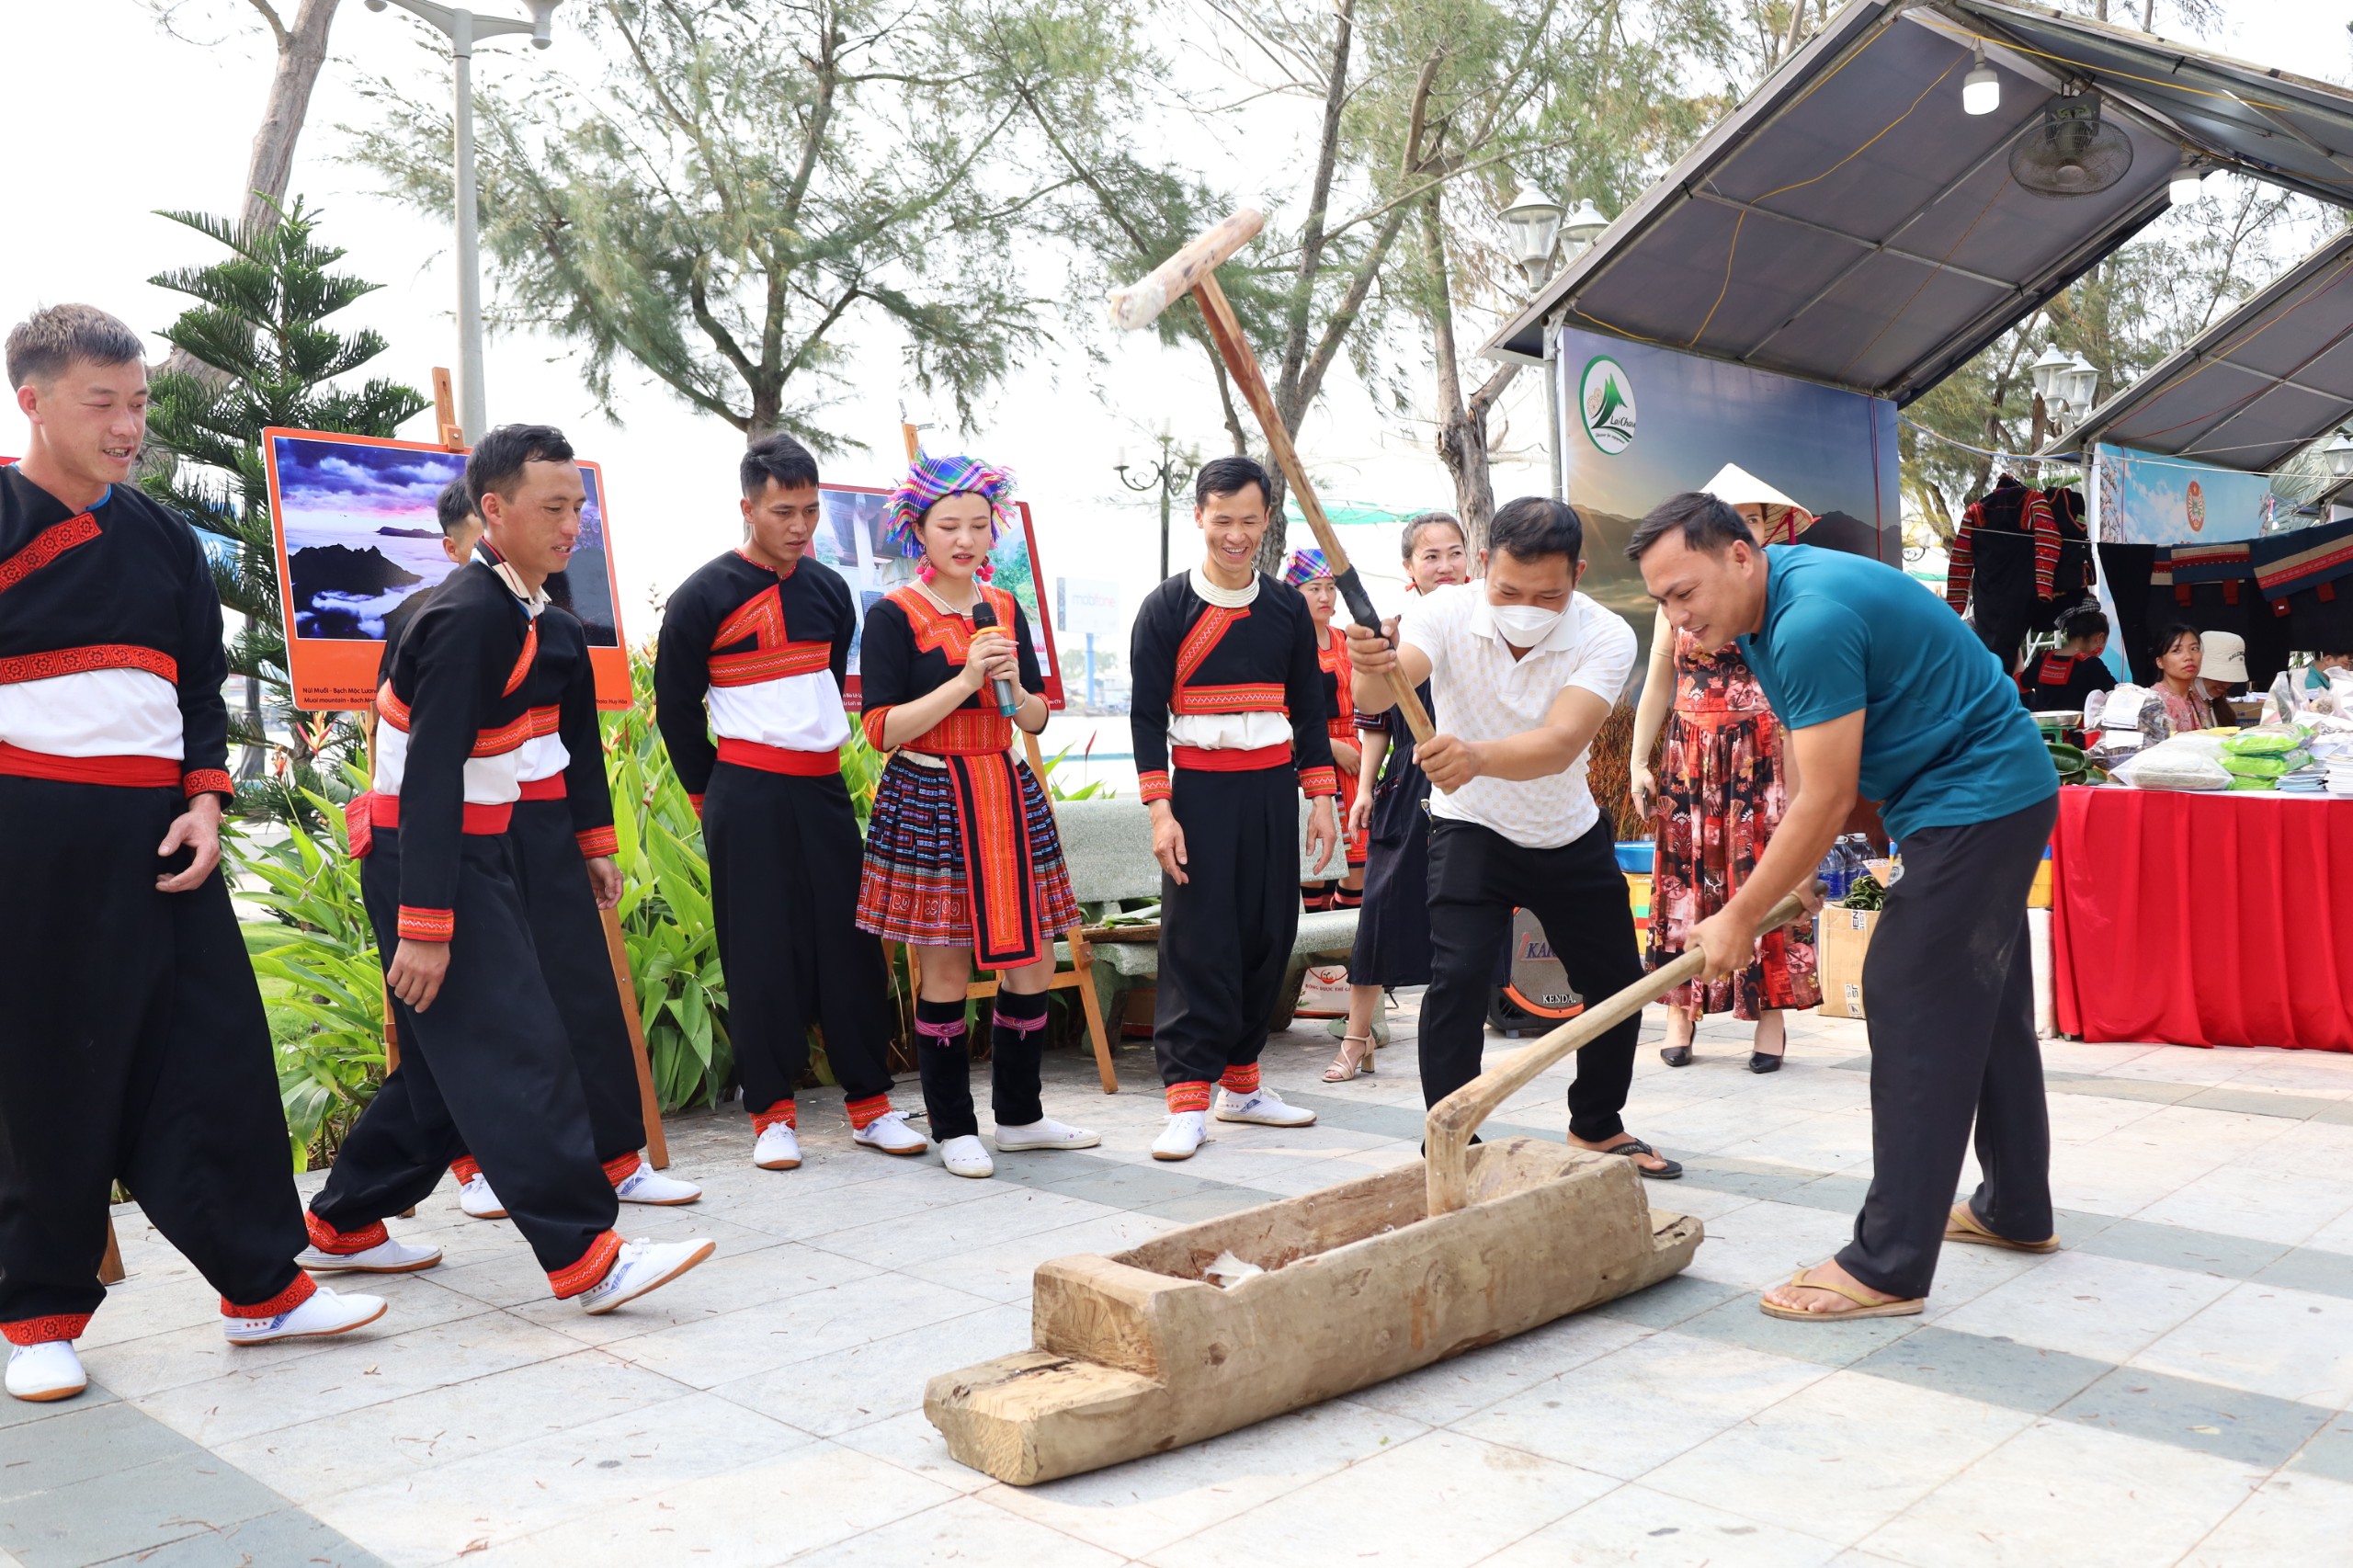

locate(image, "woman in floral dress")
[[1630, 620, 1821, 1072]]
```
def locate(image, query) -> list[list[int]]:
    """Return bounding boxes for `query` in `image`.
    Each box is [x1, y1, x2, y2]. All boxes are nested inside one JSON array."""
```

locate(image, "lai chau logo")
[[1579, 355, 1636, 454]]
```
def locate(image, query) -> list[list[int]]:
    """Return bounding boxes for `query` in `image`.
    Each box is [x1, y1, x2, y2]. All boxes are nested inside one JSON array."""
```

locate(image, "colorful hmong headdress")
[[1283, 547, 1333, 586], [883, 450, 1018, 578]]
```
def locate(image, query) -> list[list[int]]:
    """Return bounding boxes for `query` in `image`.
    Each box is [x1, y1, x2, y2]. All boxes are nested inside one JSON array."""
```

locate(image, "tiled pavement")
[[16, 1001, 2353, 1567]]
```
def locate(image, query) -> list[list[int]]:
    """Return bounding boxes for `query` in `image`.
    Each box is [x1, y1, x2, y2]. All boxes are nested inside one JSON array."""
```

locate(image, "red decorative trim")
[[1173, 743, 1291, 773], [845, 1094, 893, 1131], [733, 548, 798, 580], [750, 1098, 797, 1133], [908, 708, 1014, 757], [1170, 681, 1285, 716], [377, 683, 410, 732], [221, 1271, 318, 1320], [547, 1230, 623, 1299], [0, 513, 100, 595], [601, 1152, 643, 1186], [451, 1154, 483, 1185], [2, 1312, 92, 1346], [0, 745, 182, 789], [944, 752, 1044, 970], [1165, 1081, 1212, 1115], [502, 622, 539, 698], [575, 825, 619, 858], [688, 793, 705, 816], [529, 703, 563, 737], [716, 737, 839, 776], [714, 584, 787, 651], [1175, 605, 1245, 688], [472, 712, 533, 757], [0, 642, 177, 687], [304, 1210, 388, 1256], [398, 906, 455, 941], [183, 767, 233, 800], [860, 706, 894, 752], [1218, 1062, 1261, 1096], [518, 774, 568, 801], [710, 641, 833, 687], [1137, 769, 1171, 804], [1298, 765, 1340, 799], [344, 794, 375, 859], [367, 796, 513, 835], [889, 583, 1020, 663]]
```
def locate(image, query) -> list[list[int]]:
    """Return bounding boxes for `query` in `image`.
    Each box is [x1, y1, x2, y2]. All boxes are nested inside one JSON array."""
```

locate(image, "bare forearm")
[[1470, 722, 1603, 782], [1629, 612, 1675, 764], [1357, 727, 1390, 780]]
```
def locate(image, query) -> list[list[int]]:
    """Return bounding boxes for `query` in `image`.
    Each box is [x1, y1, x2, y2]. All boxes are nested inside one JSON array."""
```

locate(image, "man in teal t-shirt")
[[1631, 494, 2059, 1324]]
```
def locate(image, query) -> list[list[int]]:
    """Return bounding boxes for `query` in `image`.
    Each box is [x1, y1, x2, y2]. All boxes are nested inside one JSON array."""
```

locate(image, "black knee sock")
[[1333, 883, 1363, 909], [914, 998, 977, 1142], [990, 990, 1050, 1129], [1301, 881, 1336, 912]]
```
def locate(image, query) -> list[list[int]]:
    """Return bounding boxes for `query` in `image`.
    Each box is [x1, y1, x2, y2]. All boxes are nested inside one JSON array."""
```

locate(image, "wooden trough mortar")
[[926, 896, 1806, 1485]]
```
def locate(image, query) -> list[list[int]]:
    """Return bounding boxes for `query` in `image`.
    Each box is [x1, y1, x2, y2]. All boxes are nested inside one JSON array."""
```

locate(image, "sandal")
[[1593, 1137, 1682, 1180], [1757, 1267, 1926, 1322], [1323, 1033, 1377, 1083], [1944, 1201, 2059, 1255]]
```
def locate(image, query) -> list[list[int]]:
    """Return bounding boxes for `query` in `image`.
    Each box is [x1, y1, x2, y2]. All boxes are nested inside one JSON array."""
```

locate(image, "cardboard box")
[[1817, 907, 1879, 1019]]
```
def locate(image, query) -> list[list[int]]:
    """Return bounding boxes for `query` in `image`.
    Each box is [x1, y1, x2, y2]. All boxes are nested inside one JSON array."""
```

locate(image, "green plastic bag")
[[2223, 726, 2303, 757], [2220, 748, 2310, 778]]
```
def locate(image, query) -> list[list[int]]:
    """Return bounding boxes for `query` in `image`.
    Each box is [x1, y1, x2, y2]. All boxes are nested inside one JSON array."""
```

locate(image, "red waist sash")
[[0, 744, 180, 789], [343, 791, 514, 858], [517, 775, 568, 801], [1173, 742, 1291, 772], [716, 737, 841, 777]]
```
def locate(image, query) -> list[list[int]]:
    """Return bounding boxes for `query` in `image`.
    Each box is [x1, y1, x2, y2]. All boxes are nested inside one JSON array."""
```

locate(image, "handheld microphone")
[[968, 598, 1020, 718]]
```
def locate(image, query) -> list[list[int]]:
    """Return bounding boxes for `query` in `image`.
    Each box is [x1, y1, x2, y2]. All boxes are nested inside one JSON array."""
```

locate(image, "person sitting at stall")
[[2261, 645, 2353, 723], [2138, 622, 2218, 739], [2018, 605, 2116, 716], [2198, 630, 2250, 724]]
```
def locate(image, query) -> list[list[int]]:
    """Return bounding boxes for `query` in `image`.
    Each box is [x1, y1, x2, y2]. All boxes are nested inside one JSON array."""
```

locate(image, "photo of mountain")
[[272, 435, 469, 641]]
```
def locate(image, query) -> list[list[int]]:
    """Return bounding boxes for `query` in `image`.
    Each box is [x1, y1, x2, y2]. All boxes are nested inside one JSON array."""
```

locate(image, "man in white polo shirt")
[[1347, 496, 1678, 1177]]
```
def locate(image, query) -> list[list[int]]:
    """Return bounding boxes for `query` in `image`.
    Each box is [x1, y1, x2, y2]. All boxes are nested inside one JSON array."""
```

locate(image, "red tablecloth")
[[2051, 785, 2353, 1051]]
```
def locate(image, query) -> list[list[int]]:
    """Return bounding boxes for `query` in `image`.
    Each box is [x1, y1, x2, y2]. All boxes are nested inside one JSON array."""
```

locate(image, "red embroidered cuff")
[[601, 1151, 644, 1185], [2, 1312, 93, 1346], [548, 1230, 623, 1299], [751, 1098, 797, 1133], [1138, 769, 1172, 804], [845, 1094, 893, 1131], [689, 793, 705, 817], [450, 1154, 482, 1186], [182, 767, 233, 801], [860, 707, 893, 753], [304, 1210, 389, 1256], [397, 906, 455, 942], [1218, 1062, 1261, 1096], [1165, 1081, 1212, 1115], [575, 825, 620, 858], [1299, 766, 1340, 799], [221, 1271, 318, 1320]]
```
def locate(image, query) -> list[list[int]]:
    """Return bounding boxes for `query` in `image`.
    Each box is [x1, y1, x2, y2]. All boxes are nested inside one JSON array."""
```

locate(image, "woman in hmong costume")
[[856, 453, 1099, 1179], [1284, 549, 1366, 914]]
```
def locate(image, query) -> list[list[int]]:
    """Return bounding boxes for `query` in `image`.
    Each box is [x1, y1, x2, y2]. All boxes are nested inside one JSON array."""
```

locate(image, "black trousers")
[[1154, 767, 1301, 1088], [313, 827, 617, 1278], [703, 763, 895, 1113], [508, 800, 645, 1161], [1420, 816, 1645, 1142], [0, 778, 308, 1330], [1837, 793, 2058, 1299]]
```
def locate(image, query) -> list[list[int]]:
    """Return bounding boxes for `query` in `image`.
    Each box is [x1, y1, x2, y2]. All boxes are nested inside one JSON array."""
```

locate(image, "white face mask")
[[1489, 601, 1564, 648]]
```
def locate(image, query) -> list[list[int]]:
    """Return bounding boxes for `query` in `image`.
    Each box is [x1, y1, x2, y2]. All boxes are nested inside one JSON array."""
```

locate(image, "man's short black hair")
[[435, 478, 479, 538], [1195, 454, 1272, 511], [2058, 603, 2109, 643], [2153, 620, 2202, 663], [6, 303, 144, 389], [1625, 491, 1750, 562], [467, 423, 575, 507], [741, 431, 821, 497], [1401, 511, 1464, 560], [1489, 495, 1584, 565]]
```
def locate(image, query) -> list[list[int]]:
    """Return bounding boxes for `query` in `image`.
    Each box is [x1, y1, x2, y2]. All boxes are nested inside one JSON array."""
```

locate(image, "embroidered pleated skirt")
[[856, 753, 1082, 951]]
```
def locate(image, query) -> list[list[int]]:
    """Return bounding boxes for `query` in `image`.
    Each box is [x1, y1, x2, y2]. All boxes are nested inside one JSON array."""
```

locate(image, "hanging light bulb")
[[2061, 354, 2100, 415], [2325, 430, 2353, 480], [2169, 150, 2207, 206], [1963, 42, 2000, 116], [2029, 345, 2072, 403]]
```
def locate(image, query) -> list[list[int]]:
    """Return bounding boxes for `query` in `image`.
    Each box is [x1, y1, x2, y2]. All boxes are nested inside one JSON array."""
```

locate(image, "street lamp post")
[[1499, 187, 1565, 501], [363, 0, 562, 442], [1116, 430, 1190, 582]]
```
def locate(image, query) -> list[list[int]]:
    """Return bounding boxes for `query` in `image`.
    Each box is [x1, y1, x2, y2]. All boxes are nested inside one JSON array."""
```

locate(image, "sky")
[[1, 2, 2343, 660]]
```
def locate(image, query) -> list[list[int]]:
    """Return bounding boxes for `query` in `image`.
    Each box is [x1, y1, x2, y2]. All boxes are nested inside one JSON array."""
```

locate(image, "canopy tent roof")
[[1485, 1, 2353, 409], [2043, 228, 2353, 473]]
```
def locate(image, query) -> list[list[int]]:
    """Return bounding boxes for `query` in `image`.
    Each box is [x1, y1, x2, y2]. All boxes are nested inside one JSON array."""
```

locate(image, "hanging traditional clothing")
[[1131, 567, 1339, 1113], [309, 560, 628, 1299], [653, 547, 903, 1148], [0, 466, 321, 1348], [1643, 630, 1822, 1022]]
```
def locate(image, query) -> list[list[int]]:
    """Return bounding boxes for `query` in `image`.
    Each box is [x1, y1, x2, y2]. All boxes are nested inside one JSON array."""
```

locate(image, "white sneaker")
[[5, 1341, 85, 1403], [1153, 1111, 1209, 1162], [852, 1109, 929, 1156], [296, 1235, 443, 1274], [754, 1123, 802, 1171], [578, 1237, 717, 1315], [995, 1118, 1102, 1153], [615, 1161, 702, 1205], [224, 1285, 388, 1346], [458, 1173, 507, 1220], [938, 1134, 995, 1178], [1215, 1086, 1318, 1127]]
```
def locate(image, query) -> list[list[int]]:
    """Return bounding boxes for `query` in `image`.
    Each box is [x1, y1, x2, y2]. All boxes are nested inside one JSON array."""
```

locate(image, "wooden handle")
[[1424, 892, 1811, 1216], [1188, 274, 1436, 744], [1108, 209, 1266, 333]]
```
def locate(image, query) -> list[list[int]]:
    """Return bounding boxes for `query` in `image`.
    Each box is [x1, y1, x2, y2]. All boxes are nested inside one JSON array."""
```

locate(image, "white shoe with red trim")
[[615, 1163, 702, 1205], [295, 1236, 443, 1273], [852, 1109, 929, 1156], [1214, 1087, 1317, 1127], [1153, 1111, 1209, 1161], [458, 1173, 507, 1220], [578, 1238, 717, 1315], [754, 1123, 802, 1170], [224, 1286, 388, 1346], [5, 1341, 85, 1403]]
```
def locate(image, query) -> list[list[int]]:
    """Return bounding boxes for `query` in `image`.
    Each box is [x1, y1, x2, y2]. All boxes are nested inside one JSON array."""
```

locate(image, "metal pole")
[[1542, 310, 1564, 503], [450, 7, 488, 442], [1085, 633, 1097, 709], [1157, 433, 1175, 581]]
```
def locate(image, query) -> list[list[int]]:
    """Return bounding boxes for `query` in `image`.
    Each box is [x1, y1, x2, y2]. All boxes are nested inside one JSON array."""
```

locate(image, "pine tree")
[[140, 198, 426, 815]]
